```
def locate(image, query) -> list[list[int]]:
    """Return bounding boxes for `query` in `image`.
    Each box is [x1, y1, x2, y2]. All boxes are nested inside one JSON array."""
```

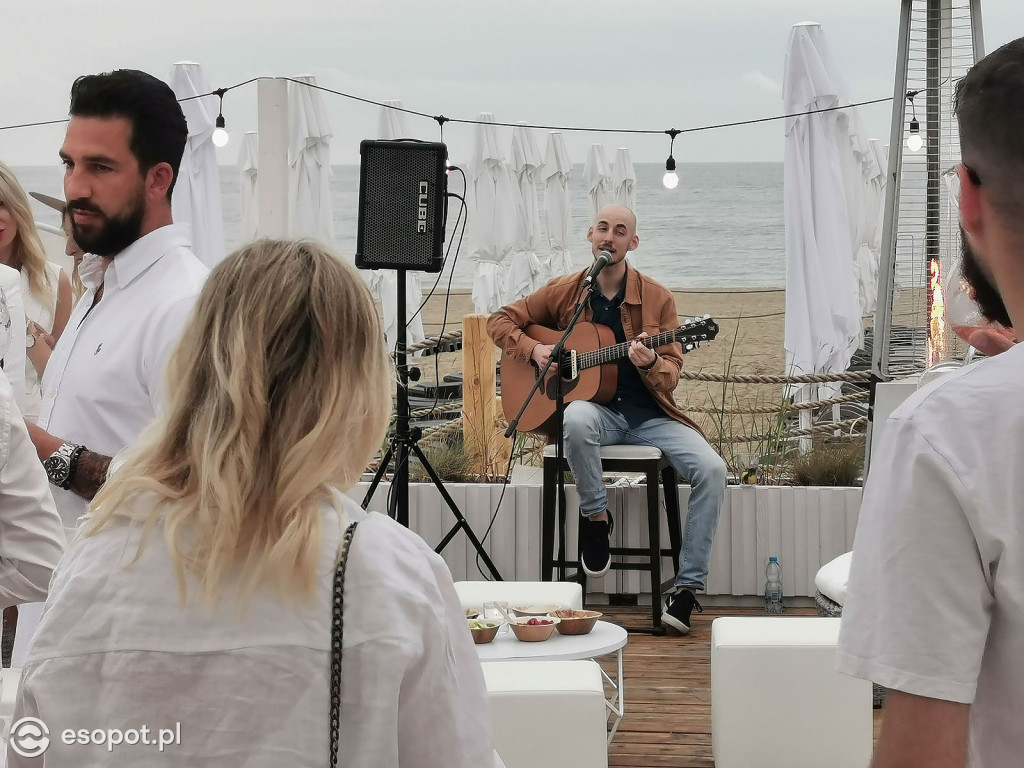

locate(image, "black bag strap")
[[329, 520, 359, 767]]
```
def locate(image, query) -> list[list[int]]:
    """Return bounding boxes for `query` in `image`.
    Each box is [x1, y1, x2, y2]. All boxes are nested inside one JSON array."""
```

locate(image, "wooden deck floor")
[[596, 604, 880, 767]]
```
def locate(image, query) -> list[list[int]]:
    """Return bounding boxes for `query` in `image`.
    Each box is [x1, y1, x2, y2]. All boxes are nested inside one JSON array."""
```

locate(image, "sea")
[[15, 162, 785, 291]]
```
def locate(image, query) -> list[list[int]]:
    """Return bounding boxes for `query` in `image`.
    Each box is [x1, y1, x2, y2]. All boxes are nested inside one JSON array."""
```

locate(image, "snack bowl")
[[509, 616, 560, 642], [550, 609, 602, 636], [510, 603, 562, 618], [467, 619, 501, 644]]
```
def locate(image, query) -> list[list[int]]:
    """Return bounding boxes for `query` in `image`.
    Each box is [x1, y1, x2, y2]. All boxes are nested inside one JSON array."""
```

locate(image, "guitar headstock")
[[675, 315, 719, 352]]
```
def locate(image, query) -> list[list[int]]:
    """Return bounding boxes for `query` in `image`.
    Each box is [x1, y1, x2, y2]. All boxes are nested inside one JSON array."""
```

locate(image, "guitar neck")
[[577, 329, 679, 370]]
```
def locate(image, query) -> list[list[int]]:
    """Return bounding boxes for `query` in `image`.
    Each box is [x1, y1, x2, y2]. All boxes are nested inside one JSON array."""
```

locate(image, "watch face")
[[44, 455, 70, 485]]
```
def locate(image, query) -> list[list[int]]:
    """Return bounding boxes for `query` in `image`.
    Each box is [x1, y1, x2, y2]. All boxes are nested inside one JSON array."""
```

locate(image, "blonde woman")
[[10, 240, 495, 767], [0, 163, 73, 421]]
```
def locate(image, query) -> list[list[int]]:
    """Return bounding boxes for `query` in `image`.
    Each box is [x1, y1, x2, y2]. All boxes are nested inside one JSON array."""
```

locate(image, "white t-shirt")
[[10, 493, 495, 767], [837, 345, 1024, 767]]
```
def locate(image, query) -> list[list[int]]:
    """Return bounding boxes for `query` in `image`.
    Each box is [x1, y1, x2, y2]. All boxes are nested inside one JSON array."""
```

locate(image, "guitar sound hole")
[[544, 375, 578, 401]]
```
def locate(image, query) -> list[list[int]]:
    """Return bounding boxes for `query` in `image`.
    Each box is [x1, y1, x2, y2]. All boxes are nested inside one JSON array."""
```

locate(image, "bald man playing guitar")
[[488, 204, 725, 634]]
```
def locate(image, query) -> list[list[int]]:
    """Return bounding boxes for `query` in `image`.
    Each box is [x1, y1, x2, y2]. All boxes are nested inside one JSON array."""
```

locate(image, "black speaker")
[[355, 140, 447, 272]]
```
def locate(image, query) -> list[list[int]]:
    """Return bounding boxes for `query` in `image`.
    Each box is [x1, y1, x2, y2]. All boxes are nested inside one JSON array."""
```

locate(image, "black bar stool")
[[541, 444, 683, 634]]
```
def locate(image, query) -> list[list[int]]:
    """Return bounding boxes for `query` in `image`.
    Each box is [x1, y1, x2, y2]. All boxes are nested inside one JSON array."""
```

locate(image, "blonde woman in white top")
[[0, 163, 73, 421], [12, 239, 496, 767]]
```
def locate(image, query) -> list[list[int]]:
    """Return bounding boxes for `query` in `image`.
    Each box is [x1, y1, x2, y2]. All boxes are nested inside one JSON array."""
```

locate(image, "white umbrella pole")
[[256, 78, 289, 239]]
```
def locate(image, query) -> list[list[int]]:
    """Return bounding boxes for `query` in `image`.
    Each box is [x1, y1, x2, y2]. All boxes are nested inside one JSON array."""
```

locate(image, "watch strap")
[[65, 445, 88, 490]]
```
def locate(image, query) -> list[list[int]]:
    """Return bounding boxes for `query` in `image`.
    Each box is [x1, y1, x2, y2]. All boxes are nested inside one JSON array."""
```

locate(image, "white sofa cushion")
[[814, 551, 853, 606]]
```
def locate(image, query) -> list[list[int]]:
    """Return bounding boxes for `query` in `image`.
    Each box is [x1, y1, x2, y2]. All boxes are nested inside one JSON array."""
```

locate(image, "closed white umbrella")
[[505, 123, 544, 302], [238, 131, 259, 243], [611, 147, 638, 212], [583, 143, 613, 221], [287, 75, 334, 242], [468, 113, 519, 314], [368, 100, 427, 354], [542, 131, 575, 280], [782, 22, 861, 395], [169, 62, 226, 267]]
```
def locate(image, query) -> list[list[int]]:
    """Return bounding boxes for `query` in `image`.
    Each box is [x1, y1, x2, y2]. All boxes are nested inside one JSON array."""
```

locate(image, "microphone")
[[582, 251, 613, 288]]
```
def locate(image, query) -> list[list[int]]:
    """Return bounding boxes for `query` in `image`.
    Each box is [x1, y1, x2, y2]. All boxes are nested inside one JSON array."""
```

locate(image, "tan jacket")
[[487, 265, 703, 435]]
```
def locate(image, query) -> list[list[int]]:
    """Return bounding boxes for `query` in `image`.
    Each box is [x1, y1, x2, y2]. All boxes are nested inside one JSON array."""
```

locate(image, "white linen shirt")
[[9, 493, 495, 767], [0, 373, 65, 605], [837, 345, 1024, 768], [38, 224, 208, 529]]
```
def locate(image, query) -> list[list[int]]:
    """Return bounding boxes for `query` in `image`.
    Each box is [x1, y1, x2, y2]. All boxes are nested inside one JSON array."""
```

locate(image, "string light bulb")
[[906, 119, 922, 152], [663, 156, 679, 190], [663, 128, 680, 190], [211, 88, 230, 147], [905, 90, 922, 153]]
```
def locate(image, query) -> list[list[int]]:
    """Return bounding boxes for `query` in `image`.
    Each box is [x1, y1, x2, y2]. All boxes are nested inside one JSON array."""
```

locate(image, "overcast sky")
[[2, 0, 1022, 169]]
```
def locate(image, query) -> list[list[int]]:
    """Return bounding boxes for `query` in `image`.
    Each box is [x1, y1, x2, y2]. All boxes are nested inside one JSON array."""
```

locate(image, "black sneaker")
[[662, 589, 703, 634], [580, 511, 614, 578]]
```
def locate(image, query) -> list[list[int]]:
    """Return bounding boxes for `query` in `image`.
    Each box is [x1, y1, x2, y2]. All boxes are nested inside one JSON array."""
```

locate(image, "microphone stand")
[[504, 276, 601, 583]]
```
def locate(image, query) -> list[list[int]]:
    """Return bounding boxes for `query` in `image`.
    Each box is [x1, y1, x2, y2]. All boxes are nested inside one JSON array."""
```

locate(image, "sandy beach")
[[409, 288, 789, 461]]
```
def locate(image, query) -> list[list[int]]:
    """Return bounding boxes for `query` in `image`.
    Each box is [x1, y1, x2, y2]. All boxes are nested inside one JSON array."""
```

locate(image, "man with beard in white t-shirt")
[[836, 37, 1024, 768]]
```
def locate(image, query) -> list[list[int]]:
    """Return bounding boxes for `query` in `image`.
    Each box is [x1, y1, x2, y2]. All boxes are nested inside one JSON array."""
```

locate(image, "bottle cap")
[[768, 556, 778, 562]]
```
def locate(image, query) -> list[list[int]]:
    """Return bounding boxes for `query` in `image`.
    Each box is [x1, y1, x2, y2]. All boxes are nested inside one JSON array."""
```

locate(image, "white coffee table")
[[475, 620, 628, 741]]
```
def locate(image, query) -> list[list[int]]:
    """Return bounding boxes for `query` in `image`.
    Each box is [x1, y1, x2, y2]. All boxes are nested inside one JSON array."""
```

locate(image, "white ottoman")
[[454, 581, 584, 614], [482, 660, 607, 768], [711, 617, 872, 768]]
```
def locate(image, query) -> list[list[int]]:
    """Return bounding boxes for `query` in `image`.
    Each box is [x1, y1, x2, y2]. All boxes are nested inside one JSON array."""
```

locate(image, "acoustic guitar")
[[500, 316, 719, 434]]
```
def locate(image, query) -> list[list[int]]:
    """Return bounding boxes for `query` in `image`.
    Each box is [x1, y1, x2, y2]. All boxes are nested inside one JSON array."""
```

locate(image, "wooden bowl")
[[468, 620, 501, 644], [550, 609, 602, 636], [511, 603, 562, 618], [509, 617, 560, 642]]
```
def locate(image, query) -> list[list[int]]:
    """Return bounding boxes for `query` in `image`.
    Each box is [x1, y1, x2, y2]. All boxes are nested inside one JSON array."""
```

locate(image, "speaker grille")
[[355, 140, 447, 272]]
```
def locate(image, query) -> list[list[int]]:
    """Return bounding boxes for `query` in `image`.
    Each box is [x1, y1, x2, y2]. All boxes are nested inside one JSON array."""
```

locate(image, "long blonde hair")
[[0, 162, 54, 304], [88, 240, 393, 606]]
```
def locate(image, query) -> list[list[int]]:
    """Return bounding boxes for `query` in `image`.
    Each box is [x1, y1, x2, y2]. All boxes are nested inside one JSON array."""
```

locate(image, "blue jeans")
[[561, 400, 727, 591]]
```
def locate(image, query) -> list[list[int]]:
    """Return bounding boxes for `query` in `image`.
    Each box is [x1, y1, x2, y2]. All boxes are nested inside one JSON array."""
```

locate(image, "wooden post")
[[462, 314, 512, 478]]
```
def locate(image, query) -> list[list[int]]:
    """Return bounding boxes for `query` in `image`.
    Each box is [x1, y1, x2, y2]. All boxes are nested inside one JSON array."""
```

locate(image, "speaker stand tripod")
[[361, 269, 503, 580]]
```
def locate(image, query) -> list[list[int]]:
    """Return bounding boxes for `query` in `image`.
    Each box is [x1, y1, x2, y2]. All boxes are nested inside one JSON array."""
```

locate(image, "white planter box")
[[350, 483, 862, 599]]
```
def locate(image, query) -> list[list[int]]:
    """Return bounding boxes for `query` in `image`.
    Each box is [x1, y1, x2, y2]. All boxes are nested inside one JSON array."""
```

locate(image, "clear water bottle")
[[765, 556, 784, 614]]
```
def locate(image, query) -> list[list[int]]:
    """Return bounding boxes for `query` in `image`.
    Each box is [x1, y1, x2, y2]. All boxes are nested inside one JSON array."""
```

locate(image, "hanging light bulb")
[[906, 118, 922, 152], [662, 128, 681, 190], [662, 156, 680, 190], [211, 88, 230, 147], [212, 114, 230, 148]]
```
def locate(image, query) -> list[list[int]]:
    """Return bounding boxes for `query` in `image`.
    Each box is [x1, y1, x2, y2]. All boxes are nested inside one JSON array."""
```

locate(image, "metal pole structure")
[[970, 0, 985, 63], [925, 0, 942, 364], [256, 78, 289, 239], [866, 0, 914, 478], [871, 0, 914, 381]]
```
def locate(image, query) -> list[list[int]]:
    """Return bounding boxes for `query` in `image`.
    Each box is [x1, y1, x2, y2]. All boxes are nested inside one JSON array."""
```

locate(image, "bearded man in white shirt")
[[837, 37, 1024, 768], [16, 69, 208, 664]]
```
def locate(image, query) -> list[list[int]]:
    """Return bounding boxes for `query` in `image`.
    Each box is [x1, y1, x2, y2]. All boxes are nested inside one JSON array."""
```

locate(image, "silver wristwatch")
[[44, 442, 85, 490]]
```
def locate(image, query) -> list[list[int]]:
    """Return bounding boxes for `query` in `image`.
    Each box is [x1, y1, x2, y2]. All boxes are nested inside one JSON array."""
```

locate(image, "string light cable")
[[0, 78, 896, 144]]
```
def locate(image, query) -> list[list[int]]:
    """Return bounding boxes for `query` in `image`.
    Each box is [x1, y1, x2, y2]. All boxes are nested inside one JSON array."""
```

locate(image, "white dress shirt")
[[0, 373, 65, 606], [38, 224, 208, 528], [10, 493, 495, 767], [11, 225, 208, 669]]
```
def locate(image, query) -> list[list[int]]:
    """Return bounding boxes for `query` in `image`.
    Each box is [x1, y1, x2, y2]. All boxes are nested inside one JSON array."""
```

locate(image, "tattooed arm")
[[68, 450, 112, 501], [25, 421, 112, 501]]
